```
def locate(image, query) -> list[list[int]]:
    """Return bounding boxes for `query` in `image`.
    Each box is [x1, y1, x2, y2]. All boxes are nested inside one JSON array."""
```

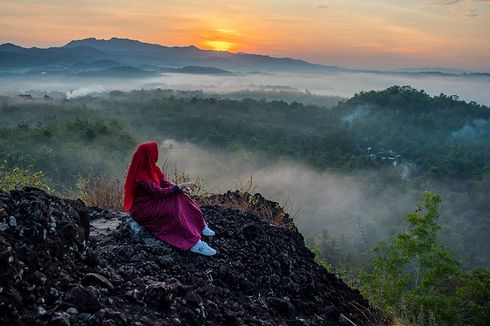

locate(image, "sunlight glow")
[[0, 0, 488, 69], [199, 27, 240, 52], [205, 40, 234, 51]]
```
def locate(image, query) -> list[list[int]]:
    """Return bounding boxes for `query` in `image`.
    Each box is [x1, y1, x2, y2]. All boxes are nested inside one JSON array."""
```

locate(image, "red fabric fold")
[[124, 142, 164, 211]]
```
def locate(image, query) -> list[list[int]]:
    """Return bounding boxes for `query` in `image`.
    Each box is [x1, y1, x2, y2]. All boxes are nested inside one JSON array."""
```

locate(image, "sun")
[[205, 40, 234, 52], [200, 28, 240, 52]]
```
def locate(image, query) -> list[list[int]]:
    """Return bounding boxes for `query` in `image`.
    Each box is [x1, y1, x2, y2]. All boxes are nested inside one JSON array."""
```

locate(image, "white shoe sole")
[[190, 247, 217, 256]]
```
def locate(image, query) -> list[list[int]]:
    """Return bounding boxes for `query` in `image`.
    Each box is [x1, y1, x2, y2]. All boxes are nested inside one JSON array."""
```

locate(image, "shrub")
[[0, 161, 52, 192]]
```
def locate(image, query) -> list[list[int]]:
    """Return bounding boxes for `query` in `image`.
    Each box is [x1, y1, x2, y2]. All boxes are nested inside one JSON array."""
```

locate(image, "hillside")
[[0, 37, 342, 73], [337, 86, 490, 178], [0, 187, 384, 325]]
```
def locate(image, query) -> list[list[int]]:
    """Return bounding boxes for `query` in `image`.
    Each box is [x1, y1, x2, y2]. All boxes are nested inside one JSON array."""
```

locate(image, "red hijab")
[[123, 142, 165, 211]]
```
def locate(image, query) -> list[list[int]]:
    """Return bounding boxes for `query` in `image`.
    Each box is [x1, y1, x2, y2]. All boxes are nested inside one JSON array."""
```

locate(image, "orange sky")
[[1, 0, 489, 70]]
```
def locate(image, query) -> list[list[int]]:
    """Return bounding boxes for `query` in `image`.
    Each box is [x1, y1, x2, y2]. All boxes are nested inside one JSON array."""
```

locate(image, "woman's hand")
[[182, 187, 191, 195], [178, 182, 196, 190]]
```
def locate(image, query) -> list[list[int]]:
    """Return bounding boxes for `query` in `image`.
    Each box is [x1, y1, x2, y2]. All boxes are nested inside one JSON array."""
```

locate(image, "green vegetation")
[[360, 192, 490, 325], [2, 86, 488, 178], [0, 115, 137, 186], [0, 161, 52, 192], [344, 87, 490, 179], [309, 243, 334, 272]]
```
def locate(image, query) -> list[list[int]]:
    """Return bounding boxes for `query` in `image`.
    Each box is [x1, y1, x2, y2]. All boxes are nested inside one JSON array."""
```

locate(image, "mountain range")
[[0, 37, 342, 75], [1, 37, 487, 77]]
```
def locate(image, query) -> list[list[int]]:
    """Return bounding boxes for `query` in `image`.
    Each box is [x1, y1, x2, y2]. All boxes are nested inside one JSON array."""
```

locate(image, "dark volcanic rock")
[[143, 282, 178, 310], [92, 308, 128, 325], [51, 313, 71, 326], [0, 187, 386, 325], [81, 273, 114, 290], [65, 285, 101, 313], [267, 297, 295, 317]]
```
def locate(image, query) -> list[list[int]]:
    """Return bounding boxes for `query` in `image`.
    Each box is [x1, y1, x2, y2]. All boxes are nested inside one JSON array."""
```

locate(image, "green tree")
[[361, 192, 489, 325]]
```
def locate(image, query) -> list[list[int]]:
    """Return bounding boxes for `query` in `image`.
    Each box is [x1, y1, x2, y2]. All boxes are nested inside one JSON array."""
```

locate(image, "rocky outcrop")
[[0, 187, 385, 325], [201, 191, 294, 228]]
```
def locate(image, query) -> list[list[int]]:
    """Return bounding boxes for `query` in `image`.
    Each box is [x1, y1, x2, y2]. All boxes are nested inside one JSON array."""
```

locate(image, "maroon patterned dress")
[[129, 174, 205, 250]]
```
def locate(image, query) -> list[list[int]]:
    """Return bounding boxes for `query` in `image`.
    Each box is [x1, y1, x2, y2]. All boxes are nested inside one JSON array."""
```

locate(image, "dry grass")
[[163, 160, 215, 197], [66, 173, 124, 209], [277, 195, 302, 221], [394, 303, 438, 326], [234, 174, 258, 194], [234, 175, 302, 223]]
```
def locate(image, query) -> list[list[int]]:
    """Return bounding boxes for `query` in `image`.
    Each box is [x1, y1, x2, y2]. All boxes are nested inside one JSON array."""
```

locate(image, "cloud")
[[316, 1, 336, 9], [432, 0, 465, 5], [450, 6, 479, 16], [428, 0, 488, 17], [431, 0, 490, 5]]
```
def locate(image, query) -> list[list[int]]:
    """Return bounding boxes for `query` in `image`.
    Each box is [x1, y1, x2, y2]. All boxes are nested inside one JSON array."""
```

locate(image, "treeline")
[[2, 86, 488, 179]]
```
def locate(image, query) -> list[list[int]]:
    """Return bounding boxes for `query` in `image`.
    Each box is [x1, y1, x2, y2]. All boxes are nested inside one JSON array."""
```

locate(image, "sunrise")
[[1, 0, 489, 69], [200, 28, 241, 51], [1, 1, 489, 325]]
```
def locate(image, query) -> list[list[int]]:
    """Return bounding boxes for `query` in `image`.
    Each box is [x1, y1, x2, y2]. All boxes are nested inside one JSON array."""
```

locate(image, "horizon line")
[[0, 36, 486, 73]]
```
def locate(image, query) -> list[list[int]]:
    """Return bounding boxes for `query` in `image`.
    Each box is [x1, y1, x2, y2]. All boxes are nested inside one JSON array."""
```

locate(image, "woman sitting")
[[123, 142, 216, 256]]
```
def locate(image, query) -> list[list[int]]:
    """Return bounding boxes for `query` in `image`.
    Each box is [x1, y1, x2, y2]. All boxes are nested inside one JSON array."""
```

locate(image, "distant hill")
[[0, 37, 343, 74], [77, 66, 157, 78], [0, 43, 109, 68], [74, 65, 232, 77], [73, 59, 125, 69], [174, 65, 233, 75]]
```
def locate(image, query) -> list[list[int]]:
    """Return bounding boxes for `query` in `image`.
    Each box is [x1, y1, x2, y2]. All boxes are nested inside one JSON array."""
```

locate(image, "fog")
[[158, 139, 415, 244], [1, 70, 489, 106], [450, 119, 489, 139], [157, 138, 488, 268], [341, 105, 370, 127]]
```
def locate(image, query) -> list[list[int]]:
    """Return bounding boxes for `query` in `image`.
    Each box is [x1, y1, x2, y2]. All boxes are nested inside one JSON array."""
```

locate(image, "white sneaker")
[[190, 240, 217, 256], [202, 225, 216, 237]]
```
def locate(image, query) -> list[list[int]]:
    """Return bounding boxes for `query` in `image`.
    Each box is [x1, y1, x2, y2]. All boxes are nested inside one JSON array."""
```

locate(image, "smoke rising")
[[66, 85, 107, 98], [342, 105, 370, 126], [450, 119, 489, 139]]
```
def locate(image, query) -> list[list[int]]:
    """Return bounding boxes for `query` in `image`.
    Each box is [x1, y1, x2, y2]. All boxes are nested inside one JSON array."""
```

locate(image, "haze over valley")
[[1, 38, 489, 105]]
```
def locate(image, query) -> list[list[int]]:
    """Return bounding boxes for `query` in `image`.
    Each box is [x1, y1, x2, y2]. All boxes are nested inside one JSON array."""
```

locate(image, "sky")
[[1, 0, 489, 70]]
